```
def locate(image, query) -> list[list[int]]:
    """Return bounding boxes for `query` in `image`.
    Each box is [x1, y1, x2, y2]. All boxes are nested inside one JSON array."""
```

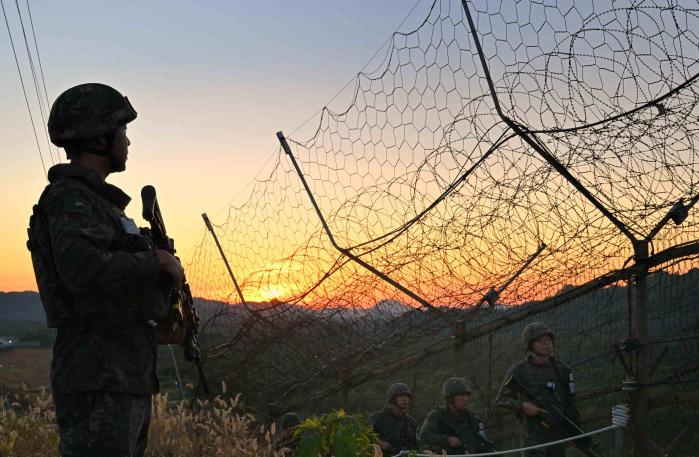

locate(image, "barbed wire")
[[186, 0, 699, 419]]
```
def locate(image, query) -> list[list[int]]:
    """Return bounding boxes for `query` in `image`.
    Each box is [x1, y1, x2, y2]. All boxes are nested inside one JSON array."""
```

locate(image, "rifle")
[[371, 419, 411, 453], [141, 185, 210, 394], [438, 413, 497, 455], [504, 375, 602, 457]]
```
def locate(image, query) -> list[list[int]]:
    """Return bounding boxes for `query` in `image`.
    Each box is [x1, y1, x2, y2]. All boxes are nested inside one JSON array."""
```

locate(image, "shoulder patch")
[[63, 196, 92, 216]]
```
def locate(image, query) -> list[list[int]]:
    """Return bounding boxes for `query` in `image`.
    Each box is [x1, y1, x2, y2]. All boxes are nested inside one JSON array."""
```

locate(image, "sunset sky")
[[0, 0, 428, 291]]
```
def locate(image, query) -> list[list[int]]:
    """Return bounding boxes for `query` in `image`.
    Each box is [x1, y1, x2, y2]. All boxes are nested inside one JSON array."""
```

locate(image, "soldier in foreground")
[[27, 83, 184, 456], [368, 382, 418, 454], [496, 322, 581, 457], [419, 377, 493, 455]]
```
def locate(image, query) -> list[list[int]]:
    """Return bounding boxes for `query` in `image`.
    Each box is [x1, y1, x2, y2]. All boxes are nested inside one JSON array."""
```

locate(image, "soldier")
[[496, 322, 580, 457], [27, 83, 184, 456], [367, 382, 418, 454], [419, 377, 492, 455]]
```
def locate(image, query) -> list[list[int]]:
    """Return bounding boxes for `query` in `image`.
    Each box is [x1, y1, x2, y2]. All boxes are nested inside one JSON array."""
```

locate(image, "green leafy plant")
[[294, 410, 381, 457]]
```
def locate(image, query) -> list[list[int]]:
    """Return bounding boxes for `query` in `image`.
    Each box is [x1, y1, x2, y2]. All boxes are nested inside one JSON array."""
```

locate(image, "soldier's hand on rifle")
[[156, 250, 184, 286], [448, 436, 462, 448], [522, 402, 548, 416]]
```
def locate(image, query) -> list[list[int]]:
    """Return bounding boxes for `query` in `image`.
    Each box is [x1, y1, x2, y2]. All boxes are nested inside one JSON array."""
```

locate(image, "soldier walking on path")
[[496, 322, 581, 457], [27, 83, 185, 457], [368, 382, 418, 454], [419, 377, 493, 455]]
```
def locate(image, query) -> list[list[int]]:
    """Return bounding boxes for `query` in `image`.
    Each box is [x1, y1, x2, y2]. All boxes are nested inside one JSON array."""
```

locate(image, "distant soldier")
[[368, 382, 418, 454], [419, 377, 493, 455], [496, 322, 580, 457]]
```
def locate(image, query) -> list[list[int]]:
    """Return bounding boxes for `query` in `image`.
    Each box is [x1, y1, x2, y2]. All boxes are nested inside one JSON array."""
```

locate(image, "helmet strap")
[[103, 132, 122, 172]]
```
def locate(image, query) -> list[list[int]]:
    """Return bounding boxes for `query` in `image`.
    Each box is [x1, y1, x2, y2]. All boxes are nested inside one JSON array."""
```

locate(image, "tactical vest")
[[27, 180, 166, 328], [434, 409, 486, 453], [372, 410, 416, 451], [27, 186, 72, 328]]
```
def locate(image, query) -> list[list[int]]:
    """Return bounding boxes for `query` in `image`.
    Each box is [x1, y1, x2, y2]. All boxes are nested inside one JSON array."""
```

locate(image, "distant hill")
[[0, 291, 230, 325], [0, 289, 422, 325], [0, 291, 46, 323]]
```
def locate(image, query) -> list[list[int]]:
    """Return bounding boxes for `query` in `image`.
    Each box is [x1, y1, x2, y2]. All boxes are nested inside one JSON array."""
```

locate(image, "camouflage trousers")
[[54, 392, 152, 457]]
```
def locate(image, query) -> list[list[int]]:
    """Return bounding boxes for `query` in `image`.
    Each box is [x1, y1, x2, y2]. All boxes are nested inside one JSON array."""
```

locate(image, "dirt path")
[[0, 348, 51, 391]]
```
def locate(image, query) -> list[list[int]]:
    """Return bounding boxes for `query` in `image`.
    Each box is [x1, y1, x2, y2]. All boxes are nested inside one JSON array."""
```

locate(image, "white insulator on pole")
[[612, 404, 630, 427]]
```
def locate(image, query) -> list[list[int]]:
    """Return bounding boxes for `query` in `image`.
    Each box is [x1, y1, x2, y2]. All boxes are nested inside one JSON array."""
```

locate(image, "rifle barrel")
[[141, 185, 156, 222]]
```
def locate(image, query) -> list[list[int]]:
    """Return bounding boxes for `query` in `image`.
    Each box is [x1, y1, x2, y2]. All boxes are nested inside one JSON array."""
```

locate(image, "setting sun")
[[253, 285, 288, 303]]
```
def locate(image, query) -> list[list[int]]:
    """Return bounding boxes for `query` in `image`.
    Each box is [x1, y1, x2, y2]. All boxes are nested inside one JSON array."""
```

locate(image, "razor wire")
[[185, 0, 699, 423]]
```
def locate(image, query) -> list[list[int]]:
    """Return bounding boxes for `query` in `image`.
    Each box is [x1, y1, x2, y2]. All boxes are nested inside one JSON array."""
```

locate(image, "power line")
[[24, 0, 59, 163], [14, 0, 55, 165], [1, 0, 47, 178]]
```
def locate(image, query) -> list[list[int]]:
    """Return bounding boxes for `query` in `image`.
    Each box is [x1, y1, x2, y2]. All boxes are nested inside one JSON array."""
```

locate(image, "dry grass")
[[0, 388, 289, 457], [0, 388, 58, 456]]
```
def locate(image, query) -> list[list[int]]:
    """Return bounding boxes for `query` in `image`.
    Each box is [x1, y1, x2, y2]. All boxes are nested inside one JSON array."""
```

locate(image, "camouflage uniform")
[[496, 323, 579, 457], [419, 406, 488, 455], [419, 378, 490, 455], [368, 382, 418, 453], [28, 84, 165, 457], [367, 406, 418, 452], [54, 392, 152, 457]]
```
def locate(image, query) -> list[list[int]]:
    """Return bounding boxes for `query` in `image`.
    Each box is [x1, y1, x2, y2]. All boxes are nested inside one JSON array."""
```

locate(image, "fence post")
[[615, 426, 625, 457], [454, 320, 466, 377], [202, 213, 248, 304], [341, 370, 351, 413], [486, 332, 494, 419], [632, 240, 650, 457], [169, 344, 186, 400]]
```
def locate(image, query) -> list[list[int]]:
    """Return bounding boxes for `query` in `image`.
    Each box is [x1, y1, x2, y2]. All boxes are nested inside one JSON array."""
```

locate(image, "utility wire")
[[1, 0, 47, 178], [14, 0, 55, 165], [25, 0, 59, 163]]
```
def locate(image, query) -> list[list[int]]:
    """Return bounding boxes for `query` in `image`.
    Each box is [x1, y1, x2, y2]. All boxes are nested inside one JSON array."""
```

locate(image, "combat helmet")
[[48, 83, 137, 148], [386, 382, 412, 403], [441, 377, 470, 399], [521, 322, 555, 351], [280, 412, 301, 430]]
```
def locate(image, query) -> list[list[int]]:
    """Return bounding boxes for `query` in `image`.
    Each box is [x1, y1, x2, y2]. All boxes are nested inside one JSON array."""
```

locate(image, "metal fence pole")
[[341, 371, 351, 413], [454, 320, 466, 377], [169, 344, 186, 400], [632, 241, 650, 457], [615, 425, 625, 457]]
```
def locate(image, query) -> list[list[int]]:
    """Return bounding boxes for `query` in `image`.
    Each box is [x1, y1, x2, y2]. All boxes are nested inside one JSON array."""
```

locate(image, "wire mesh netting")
[[184, 1, 699, 448]]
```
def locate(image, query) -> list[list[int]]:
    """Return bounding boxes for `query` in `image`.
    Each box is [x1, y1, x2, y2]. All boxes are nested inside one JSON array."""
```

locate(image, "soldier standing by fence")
[[27, 83, 185, 457], [496, 322, 581, 457], [419, 377, 494, 455]]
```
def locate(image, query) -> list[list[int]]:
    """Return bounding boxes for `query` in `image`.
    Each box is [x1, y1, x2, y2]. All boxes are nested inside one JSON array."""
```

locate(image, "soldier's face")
[[394, 394, 411, 409], [450, 392, 470, 412], [111, 125, 131, 172], [531, 335, 554, 357]]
